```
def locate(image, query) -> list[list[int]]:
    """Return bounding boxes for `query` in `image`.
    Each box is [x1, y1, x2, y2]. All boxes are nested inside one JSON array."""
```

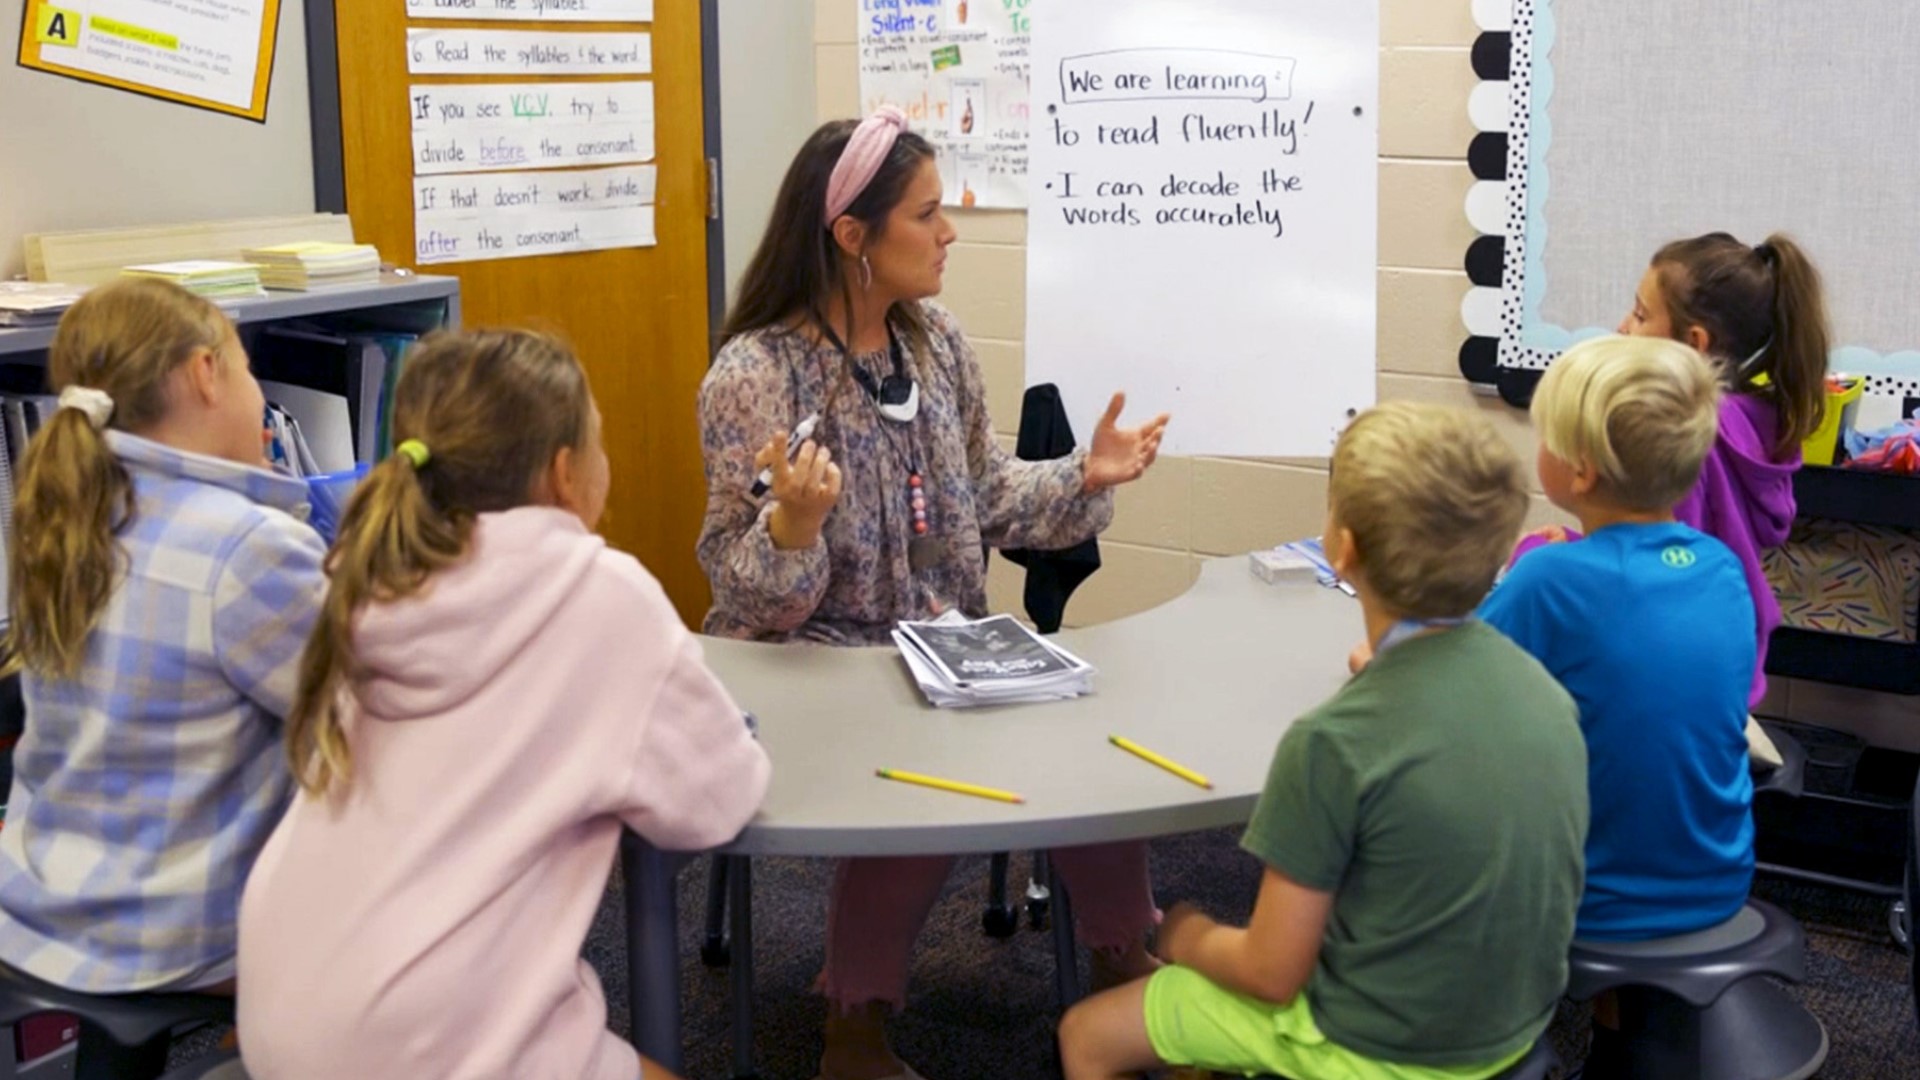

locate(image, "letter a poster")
[[18, 0, 281, 121], [858, 0, 1032, 210]]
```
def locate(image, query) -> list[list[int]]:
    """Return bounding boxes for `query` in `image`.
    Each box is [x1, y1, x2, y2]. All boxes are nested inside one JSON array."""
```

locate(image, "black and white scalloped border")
[[1460, 0, 1538, 404]]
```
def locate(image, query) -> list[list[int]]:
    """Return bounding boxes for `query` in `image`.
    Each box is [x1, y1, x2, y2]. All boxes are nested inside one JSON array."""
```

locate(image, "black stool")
[[0, 960, 232, 1080], [1254, 1033, 1556, 1080], [1566, 899, 1827, 1080]]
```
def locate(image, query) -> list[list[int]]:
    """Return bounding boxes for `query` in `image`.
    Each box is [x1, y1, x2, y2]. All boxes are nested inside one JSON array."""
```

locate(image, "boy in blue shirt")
[[1479, 335, 1755, 942]]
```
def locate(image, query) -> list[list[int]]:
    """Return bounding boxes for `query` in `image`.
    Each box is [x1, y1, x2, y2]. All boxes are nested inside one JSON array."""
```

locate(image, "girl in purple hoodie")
[[1618, 233, 1831, 712], [1516, 233, 1829, 723]]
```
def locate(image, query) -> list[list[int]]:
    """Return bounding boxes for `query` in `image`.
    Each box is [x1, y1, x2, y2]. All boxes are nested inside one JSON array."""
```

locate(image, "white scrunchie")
[[57, 386, 114, 430]]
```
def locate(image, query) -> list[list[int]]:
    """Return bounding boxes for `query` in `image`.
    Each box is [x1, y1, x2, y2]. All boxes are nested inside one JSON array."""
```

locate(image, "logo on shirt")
[[1661, 546, 1697, 569]]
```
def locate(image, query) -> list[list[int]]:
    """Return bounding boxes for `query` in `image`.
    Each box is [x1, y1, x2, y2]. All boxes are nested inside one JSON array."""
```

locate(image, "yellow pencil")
[[1109, 735, 1214, 790], [875, 768, 1025, 805]]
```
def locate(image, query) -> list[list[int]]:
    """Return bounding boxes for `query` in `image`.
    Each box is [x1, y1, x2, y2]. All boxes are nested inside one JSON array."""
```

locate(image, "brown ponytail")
[[5, 280, 228, 678], [1758, 235, 1831, 457], [286, 329, 593, 794], [1651, 231, 1831, 460]]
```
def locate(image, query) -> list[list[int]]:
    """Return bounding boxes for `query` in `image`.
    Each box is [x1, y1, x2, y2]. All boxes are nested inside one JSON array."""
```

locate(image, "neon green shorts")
[[1142, 965, 1529, 1080]]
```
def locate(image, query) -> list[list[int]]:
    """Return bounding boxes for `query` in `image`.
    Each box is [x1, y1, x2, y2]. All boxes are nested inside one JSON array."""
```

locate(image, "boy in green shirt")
[[1058, 402, 1590, 1080]]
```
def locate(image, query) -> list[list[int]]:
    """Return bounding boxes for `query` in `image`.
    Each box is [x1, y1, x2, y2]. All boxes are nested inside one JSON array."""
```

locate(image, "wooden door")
[[332, 1, 714, 625]]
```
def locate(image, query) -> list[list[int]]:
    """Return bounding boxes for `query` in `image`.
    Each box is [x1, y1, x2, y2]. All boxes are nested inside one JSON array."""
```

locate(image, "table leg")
[[728, 855, 757, 1079], [622, 831, 684, 1073], [1050, 866, 1081, 1009]]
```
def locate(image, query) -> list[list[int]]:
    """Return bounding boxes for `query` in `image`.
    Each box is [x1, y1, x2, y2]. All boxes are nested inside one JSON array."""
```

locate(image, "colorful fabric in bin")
[[1844, 420, 1920, 474], [1763, 520, 1920, 642]]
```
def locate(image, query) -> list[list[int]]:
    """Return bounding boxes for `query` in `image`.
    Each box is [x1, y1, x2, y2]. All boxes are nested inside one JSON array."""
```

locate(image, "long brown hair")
[[1651, 232, 1830, 459], [722, 118, 938, 364], [5, 279, 229, 678], [286, 329, 593, 794]]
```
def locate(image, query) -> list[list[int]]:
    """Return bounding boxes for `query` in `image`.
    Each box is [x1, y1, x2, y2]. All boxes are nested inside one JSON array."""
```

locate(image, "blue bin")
[[307, 463, 370, 544]]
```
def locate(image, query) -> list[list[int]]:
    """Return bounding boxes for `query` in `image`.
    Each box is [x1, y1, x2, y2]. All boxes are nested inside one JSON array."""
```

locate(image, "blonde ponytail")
[[4, 279, 227, 678], [285, 329, 593, 795]]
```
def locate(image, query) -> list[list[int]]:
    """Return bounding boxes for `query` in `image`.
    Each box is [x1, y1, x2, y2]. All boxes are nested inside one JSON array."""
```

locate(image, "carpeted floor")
[[170, 828, 1918, 1078], [578, 829, 1918, 1080]]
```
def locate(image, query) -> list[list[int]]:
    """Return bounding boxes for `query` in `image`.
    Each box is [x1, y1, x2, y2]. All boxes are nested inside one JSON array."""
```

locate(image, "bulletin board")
[[1459, 0, 1920, 406]]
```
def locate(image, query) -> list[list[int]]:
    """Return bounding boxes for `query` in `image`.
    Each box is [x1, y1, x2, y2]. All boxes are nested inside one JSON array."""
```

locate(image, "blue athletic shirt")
[[1479, 521, 1755, 940]]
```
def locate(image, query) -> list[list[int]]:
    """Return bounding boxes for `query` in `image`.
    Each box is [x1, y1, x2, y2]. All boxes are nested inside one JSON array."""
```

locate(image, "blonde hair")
[[5, 279, 230, 678], [1329, 402, 1528, 619], [1531, 335, 1721, 511], [287, 329, 594, 795]]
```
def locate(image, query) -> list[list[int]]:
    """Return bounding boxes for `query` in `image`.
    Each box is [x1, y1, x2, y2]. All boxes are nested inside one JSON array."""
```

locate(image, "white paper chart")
[[1024, 0, 1379, 456], [414, 164, 657, 265], [406, 29, 650, 75], [857, 0, 1032, 209], [410, 82, 655, 175], [405, 0, 653, 20]]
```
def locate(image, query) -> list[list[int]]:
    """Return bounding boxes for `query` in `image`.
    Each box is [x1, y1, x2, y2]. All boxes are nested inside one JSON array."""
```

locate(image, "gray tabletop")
[[703, 557, 1357, 857]]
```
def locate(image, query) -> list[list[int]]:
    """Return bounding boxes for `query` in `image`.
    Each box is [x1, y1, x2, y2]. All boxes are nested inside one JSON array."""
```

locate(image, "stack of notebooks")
[[893, 613, 1095, 708], [121, 260, 264, 299], [0, 282, 87, 328], [241, 242, 382, 291]]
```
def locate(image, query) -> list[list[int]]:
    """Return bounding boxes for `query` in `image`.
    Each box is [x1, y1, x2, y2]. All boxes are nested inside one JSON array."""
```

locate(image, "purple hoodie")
[[1674, 393, 1799, 707]]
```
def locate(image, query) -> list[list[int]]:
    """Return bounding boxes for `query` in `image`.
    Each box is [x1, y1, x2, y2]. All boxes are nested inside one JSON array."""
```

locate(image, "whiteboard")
[[1495, 0, 1920, 397], [1024, 0, 1378, 457]]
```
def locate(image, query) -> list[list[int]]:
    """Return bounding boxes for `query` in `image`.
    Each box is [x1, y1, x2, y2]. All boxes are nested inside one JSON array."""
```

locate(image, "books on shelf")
[[0, 282, 87, 328], [120, 260, 264, 299], [892, 613, 1095, 708], [240, 242, 382, 291]]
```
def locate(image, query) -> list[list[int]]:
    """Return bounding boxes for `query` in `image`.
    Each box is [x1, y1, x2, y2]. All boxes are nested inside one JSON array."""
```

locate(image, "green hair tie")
[[395, 439, 431, 469]]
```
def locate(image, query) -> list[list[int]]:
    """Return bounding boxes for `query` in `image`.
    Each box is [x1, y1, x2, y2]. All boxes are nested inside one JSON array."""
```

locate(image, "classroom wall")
[[814, 0, 1557, 626], [717, 0, 816, 302], [808, 0, 1920, 752], [0, 0, 316, 281]]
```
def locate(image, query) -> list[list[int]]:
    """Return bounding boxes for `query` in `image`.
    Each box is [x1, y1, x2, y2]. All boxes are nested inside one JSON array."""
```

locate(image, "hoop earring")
[[860, 255, 873, 291]]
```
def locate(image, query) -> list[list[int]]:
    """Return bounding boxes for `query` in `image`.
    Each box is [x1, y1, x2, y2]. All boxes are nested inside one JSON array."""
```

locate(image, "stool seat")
[[1565, 899, 1826, 1080], [1568, 899, 1802, 1008], [1252, 1033, 1555, 1080], [0, 959, 231, 1047], [0, 959, 232, 1080]]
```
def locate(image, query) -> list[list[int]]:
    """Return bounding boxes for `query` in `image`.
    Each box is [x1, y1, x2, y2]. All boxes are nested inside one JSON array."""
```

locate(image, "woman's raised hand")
[[762, 432, 843, 550], [1083, 392, 1171, 494]]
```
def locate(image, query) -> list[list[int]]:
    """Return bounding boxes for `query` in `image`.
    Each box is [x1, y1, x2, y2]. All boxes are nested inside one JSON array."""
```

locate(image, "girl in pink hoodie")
[[237, 330, 771, 1080]]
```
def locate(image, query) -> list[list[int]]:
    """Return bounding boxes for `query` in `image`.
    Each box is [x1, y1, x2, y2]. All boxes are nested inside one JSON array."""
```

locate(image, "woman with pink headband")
[[698, 108, 1171, 1080]]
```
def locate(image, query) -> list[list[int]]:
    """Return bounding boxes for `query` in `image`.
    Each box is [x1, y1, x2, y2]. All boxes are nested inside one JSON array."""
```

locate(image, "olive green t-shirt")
[[1242, 621, 1588, 1067]]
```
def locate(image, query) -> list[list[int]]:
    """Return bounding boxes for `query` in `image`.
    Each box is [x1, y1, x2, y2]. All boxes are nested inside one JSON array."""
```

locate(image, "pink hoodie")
[[237, 508, 770, 1080]]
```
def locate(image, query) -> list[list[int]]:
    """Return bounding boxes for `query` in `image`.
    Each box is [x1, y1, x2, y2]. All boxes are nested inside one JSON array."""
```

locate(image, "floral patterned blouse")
[[697, 301, 1113, 644]]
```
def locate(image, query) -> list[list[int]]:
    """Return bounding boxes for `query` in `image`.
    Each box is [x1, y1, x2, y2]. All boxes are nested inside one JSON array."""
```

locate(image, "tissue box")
[[1250, 547, 1321, 584]]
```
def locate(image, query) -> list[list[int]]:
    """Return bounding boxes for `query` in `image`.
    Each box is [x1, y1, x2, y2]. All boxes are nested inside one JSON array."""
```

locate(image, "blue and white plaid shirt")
[[0, 432, 325, 992]]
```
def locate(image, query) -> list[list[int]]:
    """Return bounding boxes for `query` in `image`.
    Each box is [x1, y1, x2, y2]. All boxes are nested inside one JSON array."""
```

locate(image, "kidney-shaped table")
[[621, 558, 1357, 1073]]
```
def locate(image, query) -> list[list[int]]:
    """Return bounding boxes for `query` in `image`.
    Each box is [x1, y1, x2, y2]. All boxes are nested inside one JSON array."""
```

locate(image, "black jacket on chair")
[[998, 384, 1100, 633]]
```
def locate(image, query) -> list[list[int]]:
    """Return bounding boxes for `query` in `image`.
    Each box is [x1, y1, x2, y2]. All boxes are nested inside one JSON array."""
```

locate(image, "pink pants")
[[818, 840, 1156, 1009]]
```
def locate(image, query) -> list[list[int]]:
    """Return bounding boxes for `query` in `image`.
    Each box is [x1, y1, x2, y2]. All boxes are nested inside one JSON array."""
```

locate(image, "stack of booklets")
[[892, 613, 1095, 708], [0, 282, 87, 328], [121, 260, 264, 299], [241, 242, 382, 291]]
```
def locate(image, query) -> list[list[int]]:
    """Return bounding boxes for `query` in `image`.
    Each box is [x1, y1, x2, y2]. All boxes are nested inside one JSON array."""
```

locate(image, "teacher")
[[697, 108, 1170, 1080]]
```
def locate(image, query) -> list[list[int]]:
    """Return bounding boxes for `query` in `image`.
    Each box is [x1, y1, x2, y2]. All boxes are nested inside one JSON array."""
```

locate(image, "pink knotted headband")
[[825, 107, 909, 222]]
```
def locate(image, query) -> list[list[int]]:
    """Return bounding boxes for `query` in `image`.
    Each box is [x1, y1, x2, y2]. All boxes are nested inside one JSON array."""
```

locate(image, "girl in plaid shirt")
[[0, 279, 326, 993]]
